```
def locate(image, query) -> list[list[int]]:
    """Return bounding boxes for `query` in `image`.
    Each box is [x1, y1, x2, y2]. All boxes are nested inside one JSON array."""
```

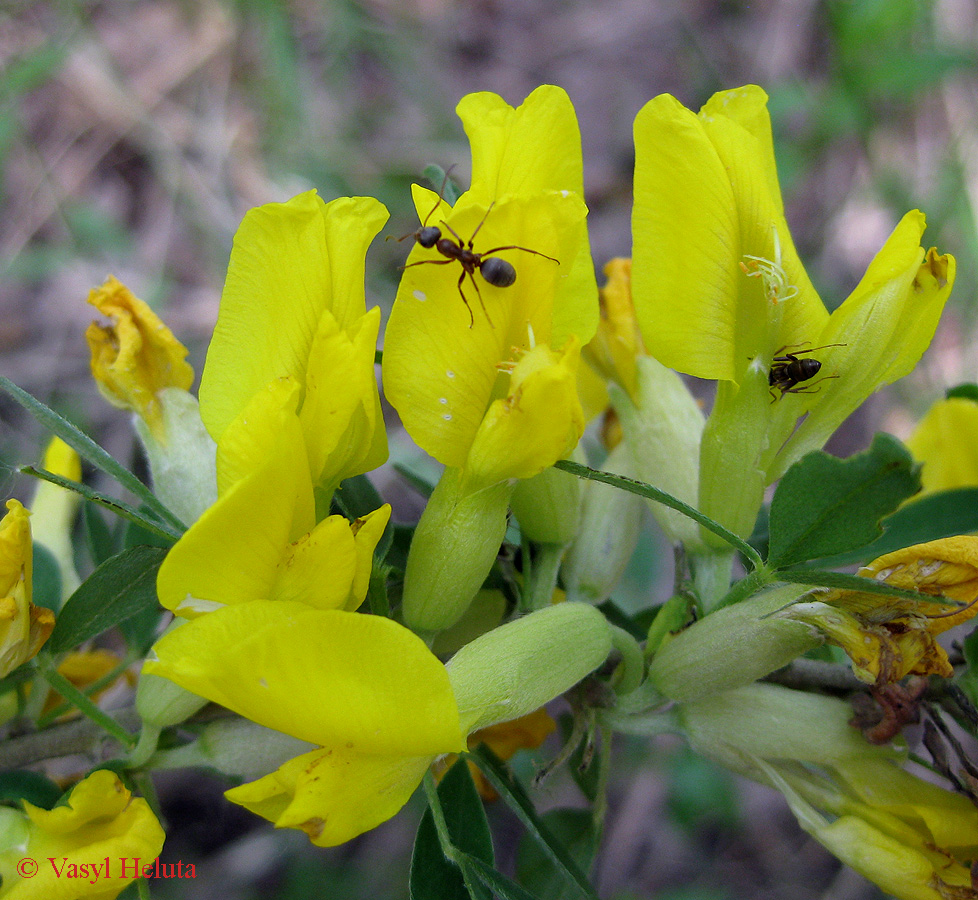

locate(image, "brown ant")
[[396, 167, 559, 328], [769, 343, 846, 400]]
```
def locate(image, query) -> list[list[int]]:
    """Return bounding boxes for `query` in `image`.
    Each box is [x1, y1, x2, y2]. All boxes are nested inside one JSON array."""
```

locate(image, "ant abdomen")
[[479, 256, 517, 288]]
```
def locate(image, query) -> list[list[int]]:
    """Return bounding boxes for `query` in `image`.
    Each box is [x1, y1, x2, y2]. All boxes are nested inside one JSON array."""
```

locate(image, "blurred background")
[[2, 1, 978, 897]]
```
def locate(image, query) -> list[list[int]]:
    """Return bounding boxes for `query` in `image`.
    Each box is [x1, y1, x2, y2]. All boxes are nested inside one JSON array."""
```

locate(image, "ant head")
[[416, 225, 441, 248]]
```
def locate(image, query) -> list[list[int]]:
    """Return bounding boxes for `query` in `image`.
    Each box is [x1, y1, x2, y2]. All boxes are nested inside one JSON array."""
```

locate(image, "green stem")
[[36, 655, 136, 749], [555, 460, 763, 570], [713, 565, 776, 611]]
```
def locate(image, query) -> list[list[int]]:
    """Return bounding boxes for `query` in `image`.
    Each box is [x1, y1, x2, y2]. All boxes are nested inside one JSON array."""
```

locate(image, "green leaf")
[[47, 546, 167, 653], [811, 488, 978, 568], [515, 809, 599, 900], [469, 746, 599, 900], [959, 625, 978, 708], [0, 770, 63, 810], [22, 465, 181, 544], [767, 433, 920, 568], [463, 852, 545, 900], [412, 761, 494, 900], [0, 375, 184, 532], [946, 383, 978, 402]]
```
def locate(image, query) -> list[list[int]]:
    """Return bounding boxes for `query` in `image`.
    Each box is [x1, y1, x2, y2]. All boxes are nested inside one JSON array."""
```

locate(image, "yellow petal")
[[347, 504, 391, 611], [905, 397, 978, 494], [226, 745, 432, 847], [85, 275, 193, 439], [465, 338, 585, 489], [384, 191, 589, 469], [301, 306, 387, 490], [775, 219, 954, 477], [156, 415, 313, 615], [632, 88, 826, 383], [461, 85, 586, 202], [199, 192, 388, 442], [146, 600, 465, 755]]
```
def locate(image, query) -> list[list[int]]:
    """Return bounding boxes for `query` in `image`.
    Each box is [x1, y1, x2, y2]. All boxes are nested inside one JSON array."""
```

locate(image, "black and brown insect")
[[397, 168, 559, 328], [769, 343, 846, 400]]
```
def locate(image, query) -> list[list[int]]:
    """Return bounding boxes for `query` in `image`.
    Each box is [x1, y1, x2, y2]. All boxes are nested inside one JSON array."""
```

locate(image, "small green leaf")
[[768, 433, 920, 568], [812, 488, 978, 568], [0, 770, 63, 810], [22, 466, 181, 544], [554, 460, 762, 570], [412, 760, 493, 900], [463, 852, 546, 900], [47, 546, 167, 653], [515, 809, 598, 900], [0, 375, 184, 532], [777, 566, 961, 607], [946, 383, 978, 402]]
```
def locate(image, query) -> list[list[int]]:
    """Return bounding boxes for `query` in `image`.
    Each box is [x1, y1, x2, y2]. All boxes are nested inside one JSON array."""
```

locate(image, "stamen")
[[740, 231, 797, 305]]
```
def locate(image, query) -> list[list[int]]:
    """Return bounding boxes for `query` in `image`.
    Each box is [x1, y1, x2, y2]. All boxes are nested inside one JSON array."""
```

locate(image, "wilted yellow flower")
[[86, 275, 194, 441], [782, 536, 978, 683]]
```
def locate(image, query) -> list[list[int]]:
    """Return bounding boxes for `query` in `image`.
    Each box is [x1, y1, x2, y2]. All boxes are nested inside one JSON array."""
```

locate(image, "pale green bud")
[[613, 355, 704, 549], [509, 447, 584, 545], [446, 602, 612, 733], [134, 387, 217, 526], [562, 441, 643, 604], [150, 718, 316, 781], [648, 584, 821, 702], [401, 467, 512, 634]]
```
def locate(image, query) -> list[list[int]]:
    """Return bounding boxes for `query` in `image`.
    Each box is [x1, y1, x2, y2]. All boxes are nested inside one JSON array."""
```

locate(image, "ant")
[[396, 167, 559, 328], [769, 343, 846, 400]]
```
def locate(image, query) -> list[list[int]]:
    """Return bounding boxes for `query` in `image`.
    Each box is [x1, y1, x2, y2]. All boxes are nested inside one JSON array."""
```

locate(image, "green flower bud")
[[613, 355, 704, 549], [562, 441, 643, 604], [401, 467, 512, 634], [446, 602, 612, 733], [648, 584, 821, 702], [510, 448, 584, 545]]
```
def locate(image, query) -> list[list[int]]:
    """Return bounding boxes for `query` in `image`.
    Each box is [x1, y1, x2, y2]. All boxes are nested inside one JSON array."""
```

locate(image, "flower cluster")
[[1, 83, 974, 900]]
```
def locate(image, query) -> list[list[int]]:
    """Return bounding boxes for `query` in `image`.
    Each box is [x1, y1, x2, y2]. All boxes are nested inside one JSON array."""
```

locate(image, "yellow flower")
[[904, 396, 978, 494], [28, 438, 82, 600], [384, 86, 597, 632], [0, 770, 165, 899], [0, 500, 54, 678], [781, 536, 978, 683], [85, 276, 194, 442], [631, 85, 954, 542], [145, 600, 611, 846], [157, 384, 389, 617], [199, 192, 389, 497], [383, 85, 596, 486]]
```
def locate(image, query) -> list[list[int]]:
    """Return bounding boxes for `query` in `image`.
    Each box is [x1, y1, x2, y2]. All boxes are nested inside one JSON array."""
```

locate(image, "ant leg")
[[467, 271, 494, 329], [480, 244, 560, 264], [783, 375, 840, 395], [401, 258, 456, 271], [456, 270, 475, 329]]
